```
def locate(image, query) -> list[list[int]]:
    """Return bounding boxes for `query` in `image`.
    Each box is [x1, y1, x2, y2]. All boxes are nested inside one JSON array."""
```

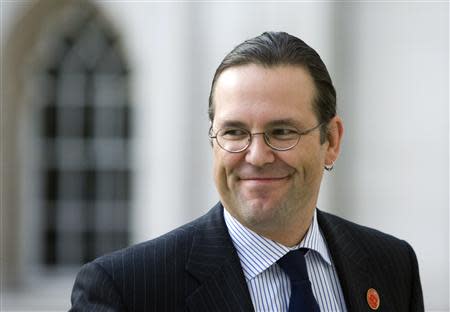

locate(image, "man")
[[70, 32, 423, 311]]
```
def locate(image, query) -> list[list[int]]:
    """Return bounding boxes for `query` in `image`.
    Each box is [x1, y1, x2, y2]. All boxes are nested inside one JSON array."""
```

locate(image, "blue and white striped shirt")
[[224, 208, 347, 312]]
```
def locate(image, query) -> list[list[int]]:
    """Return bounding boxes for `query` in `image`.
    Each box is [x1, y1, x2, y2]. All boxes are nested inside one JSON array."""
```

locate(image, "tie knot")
[[277, 248, 309, 283]]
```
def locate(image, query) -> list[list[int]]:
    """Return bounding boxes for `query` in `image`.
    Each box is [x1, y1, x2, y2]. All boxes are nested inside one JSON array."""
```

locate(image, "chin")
[[238, 198, 284, 227]]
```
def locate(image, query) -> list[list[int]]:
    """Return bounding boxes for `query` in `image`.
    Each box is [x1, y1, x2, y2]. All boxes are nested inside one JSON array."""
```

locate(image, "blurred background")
[[1, 0, 448, 311]]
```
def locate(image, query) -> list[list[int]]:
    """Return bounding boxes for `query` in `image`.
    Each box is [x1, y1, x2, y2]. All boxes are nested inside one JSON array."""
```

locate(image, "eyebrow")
[[266, 119, 304, 129], [216, 118, 305, 129], [217, 120, 248, 128]]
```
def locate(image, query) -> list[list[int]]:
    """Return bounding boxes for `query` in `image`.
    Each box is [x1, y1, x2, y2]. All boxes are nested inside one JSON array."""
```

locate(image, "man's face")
[[212, 64, 335, 237]]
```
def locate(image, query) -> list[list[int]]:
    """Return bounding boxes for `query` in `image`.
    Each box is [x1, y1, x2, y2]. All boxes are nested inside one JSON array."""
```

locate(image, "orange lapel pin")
[[367, 288, 380, 310]]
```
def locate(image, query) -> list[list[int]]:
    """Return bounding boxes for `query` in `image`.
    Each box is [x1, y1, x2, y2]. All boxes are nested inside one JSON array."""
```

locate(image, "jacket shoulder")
[[72, 205, 224, 311], [317, 209, 420, 279], [317, 209, 412, 251]]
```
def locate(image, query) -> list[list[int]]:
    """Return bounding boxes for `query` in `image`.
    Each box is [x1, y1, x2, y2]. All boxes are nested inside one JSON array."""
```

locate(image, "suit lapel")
[[186, 203, 254, 312], [317, 210, 374, 312]]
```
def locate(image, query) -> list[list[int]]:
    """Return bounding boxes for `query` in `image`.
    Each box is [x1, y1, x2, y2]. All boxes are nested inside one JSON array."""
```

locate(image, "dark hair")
[[208, 31, 336, 143]]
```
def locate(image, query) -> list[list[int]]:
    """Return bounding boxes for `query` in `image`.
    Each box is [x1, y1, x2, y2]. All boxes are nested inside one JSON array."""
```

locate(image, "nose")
[[244, 133, 275, 167]]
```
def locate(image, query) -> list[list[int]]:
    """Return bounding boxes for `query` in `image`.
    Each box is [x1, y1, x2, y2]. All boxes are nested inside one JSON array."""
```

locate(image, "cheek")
[[213, 149, 241, 187], [282, 145, 325, 178], [276, 151, 302, 172]]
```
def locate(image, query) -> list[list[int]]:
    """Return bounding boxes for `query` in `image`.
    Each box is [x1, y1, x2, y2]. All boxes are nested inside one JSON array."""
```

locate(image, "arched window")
[[30, 4, 131, 266]]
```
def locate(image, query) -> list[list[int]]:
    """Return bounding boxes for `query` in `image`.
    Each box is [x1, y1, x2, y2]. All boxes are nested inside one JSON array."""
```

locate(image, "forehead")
[[213, 64, 317, 127]]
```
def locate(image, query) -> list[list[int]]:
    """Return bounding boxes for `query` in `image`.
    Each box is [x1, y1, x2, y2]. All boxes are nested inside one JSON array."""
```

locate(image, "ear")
[[324, 116, 344, 166]]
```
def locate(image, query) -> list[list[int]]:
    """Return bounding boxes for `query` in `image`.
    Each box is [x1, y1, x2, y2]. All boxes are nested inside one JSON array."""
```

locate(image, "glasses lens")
[[217, 128, 250, 152], [266, 128, 300, 150]]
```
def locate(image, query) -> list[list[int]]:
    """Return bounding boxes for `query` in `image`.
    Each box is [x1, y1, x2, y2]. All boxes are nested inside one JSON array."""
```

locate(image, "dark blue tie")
[[277, 248, 320, 312]]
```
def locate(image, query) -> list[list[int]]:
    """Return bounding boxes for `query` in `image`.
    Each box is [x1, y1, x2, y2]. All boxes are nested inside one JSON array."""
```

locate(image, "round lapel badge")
[[367, 288, 380, 310]]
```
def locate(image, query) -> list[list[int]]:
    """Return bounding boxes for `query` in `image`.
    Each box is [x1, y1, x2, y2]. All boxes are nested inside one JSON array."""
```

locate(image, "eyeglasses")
[[209, 123, 324, 153]]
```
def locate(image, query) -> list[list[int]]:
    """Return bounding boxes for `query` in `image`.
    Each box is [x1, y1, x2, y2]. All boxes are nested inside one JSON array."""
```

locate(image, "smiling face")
[[212, 64, 342, 245]]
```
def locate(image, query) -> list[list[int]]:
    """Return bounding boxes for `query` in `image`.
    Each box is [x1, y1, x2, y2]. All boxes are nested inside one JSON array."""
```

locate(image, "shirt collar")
[[223, 207, 332, 280]]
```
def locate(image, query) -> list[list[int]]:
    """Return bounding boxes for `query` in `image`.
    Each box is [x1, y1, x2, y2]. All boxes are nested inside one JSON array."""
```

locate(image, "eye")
[[220, 128, 249, 140], [268, 128, 299, 140]]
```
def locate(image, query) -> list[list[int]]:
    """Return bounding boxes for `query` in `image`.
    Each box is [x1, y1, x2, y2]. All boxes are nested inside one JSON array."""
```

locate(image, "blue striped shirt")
[[224, 208, 347, 312]]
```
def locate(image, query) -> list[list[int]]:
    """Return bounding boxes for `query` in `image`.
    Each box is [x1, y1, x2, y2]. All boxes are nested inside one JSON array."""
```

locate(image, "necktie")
[[277, 248, 320, 312]]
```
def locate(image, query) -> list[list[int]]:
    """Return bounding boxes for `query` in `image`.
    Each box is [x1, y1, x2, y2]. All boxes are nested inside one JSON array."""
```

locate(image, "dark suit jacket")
[[70, 203, 424, 311]]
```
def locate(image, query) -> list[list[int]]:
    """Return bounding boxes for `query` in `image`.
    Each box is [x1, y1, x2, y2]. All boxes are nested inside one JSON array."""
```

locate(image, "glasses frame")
[[209, 122, 325, 153]]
